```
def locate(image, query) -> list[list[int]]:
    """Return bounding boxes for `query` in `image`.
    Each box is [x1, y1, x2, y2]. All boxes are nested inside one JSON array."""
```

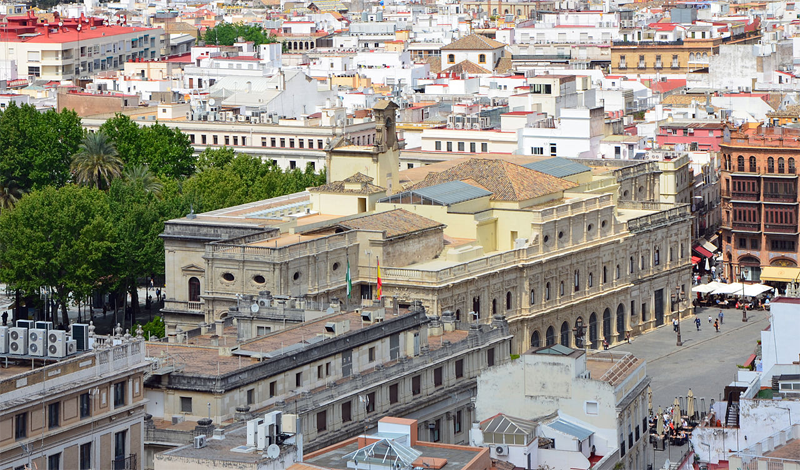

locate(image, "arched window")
[[575, 318, 585, 348], [602, 308, 612, 342], [769, 157, 775, 173], [545, 326, 556, 346], [531, 331, 540, 348], [589, 313, 598, 349], [545, 282, 551, 300], [478, 54, 486, 63], [560, 321, 570, 346], [779, 157, 785, 174], [447, 54, 455, 64], [616, 265, 621, 279], [530, 289, 535, 305], [702, 52, 708, 61], [654, 248, 660, 266], [737, 155, 745, 172], [506, 291, 512, 310], [188, 277, 201, 302], [689, 52, 695, 62], [517, 8, 521, 16], [629, 256, 635, 273], [588, 272, 593, 288], [790, 158, 796, 173], [749, 156, 756, 172], [574, 270, 580, 292], [559, 281, 565, 296], [616, 304, 626, 341]]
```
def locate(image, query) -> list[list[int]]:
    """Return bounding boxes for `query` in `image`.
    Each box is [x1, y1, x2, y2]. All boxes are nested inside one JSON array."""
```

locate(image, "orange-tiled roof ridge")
[[406, 158, 577, 201], [443, 59, 491, 75], [342, 172, 375, 183], [339, 208, 444, 238], [441, 34, 506, 51]]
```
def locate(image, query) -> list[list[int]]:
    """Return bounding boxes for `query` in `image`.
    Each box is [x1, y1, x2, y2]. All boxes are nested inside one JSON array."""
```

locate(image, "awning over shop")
[[691, 256, 701, 265], [700, 240, 718, 254], [760, 266, 800, 283], [692, 245, 714, 258]]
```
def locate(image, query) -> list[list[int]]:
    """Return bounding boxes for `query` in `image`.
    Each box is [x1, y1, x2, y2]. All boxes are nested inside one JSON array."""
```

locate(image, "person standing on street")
[[718, 310, 724, 324], [695, 316, 701, 331], [673, 317, 679, 332], [714, 320, 719, 332], [708, 314, 713, 324]]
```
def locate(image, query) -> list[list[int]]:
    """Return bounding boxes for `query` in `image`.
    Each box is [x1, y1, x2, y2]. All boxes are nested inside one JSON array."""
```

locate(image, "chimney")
[[441, 310, 456, 332], [215, 319, 224, 336]]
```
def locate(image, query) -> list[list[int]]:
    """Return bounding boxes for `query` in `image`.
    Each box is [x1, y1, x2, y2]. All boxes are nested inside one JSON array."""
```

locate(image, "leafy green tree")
[[71, 132, 123, 190], [0, 186, 115, 326], [197, 147, 236, 172], [0, 179, 25, 212], [99, 114, 195, 180], [202, 23, 279, 46], [123, 164, 163, 196], [134, 316, 165, 340], [0, 103, 83, 191]]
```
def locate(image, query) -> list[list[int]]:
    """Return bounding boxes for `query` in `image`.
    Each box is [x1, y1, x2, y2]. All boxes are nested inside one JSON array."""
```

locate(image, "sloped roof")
[[441, 34, 506, 51], [547, 418, 594, 441], [343, 172, 375, 183], [424, 56, 442, 73], [342, 438, 421, 467], [481, 414, 537, 436], [380, 180, 492, 206], [443, 60, 491, 75], [523, 157, 592, 178], [495, 55, 513, 74], [307, 175, 385, 194], [339, 209, 444, 238], [407, 158, 577, 202]]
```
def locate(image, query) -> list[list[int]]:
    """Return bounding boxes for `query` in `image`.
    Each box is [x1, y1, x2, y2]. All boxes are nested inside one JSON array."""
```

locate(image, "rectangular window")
[[48, 453, 60, 470], [295, 372, 302, 387], [79, 443, 91, 470], [113, 381, 125, 407], [585, 401, 599, 415], [80, 393, 91, 419], [262, 137, 267, 147], [435, 141, 441, 151], [289, 139, 295, 148], [213, 135, 218, 145], [326, 362, 331, 376], [269, 381, 276, 397], [446, 142, 453, 152], [532, 147, 544, 155], [470, 142, 476, 152], [299, 139, 304, 149], [431, 419, 441, 442], [342, 401, 352, 422], [180, 397, 192, 413], [280, 138, 285, 147], [412, 375, 421, 395], [201, 135, 207, 145], [481, 143, 488, 152], [246, 389, 255, 405], [458, 142, 465, 152], [739, 237, 747, 248], [189, 134, 195, 144], [232, 136, 238, 145], [15, 413, 26, 440], [368, 347, 376, 362], [434, 367, 443, 387], [455, 410, 463, 434], [271, 137, 276, 147], [308, 140, 314, 149], [487, 348, 495, 367], [224, 136, 230, 146], [455, 359, 464, 378], [318, 364, 324, 379], [48, 402, 60, 429], [550, 144, 557, 156], [366, 392, 375, 413], [316, 410, 327, 432], [114, 430, 126, 462], [389, 383, 399, 404], [289, 160, 297, 169], [318, 139, 324, 149]]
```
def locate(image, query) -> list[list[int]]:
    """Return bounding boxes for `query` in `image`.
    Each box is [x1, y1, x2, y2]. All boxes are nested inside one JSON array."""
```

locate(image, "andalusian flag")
[[346, 257, 352, 299], [376, 257, 382, 300]]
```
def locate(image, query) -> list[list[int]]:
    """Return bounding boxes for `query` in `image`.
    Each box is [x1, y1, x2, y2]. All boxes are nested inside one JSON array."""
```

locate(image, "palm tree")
[[71, 132, 123, 190], [0, 179, 25, 212], [123, 164, 162, 196]]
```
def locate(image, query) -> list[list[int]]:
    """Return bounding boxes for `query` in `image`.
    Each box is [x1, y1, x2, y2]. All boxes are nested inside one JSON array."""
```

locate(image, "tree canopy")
[[202, 23, 279, 46]]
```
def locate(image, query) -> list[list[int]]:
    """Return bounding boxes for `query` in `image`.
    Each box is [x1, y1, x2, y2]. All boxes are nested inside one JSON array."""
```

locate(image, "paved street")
[[612, 306, 768, 411]]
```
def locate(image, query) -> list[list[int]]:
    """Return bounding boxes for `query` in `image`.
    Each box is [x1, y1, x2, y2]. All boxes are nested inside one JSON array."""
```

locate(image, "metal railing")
[[113, 454, 137, 470]]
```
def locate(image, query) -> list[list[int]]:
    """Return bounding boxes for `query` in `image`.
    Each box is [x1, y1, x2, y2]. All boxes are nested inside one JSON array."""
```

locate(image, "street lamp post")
[[740, 271, 748, 322], [673, 285, 684, 346]]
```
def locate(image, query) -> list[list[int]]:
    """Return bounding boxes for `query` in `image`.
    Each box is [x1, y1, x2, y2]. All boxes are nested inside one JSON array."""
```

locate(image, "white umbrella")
[[692, 281, 724, 294], [711, 282, 745, 295], [705, 257, 711, 271], [742, 284, 773, 297]]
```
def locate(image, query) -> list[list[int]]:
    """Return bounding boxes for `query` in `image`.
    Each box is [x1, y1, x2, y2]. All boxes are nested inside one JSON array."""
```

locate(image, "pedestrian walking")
[[626, 331, 631, 343], [673, 318, 679, 332], [603, 339, 609, 350], [156, 288, 161, 302], [708, 315, 713, 324], [695, 316, 701, 331], [718, 310, 724, 324], [711, 265, 717, 279], [714, 320, 719, 332], [1, 311, 6, 326]]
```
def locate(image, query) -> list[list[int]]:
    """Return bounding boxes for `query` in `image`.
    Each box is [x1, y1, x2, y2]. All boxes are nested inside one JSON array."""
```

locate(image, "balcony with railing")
[[730, 191, 760, 201], [764, 223, 798, 233], [763, 193, 797, 203], [731, 221, 761, 231], [114, 454, 137, 470]]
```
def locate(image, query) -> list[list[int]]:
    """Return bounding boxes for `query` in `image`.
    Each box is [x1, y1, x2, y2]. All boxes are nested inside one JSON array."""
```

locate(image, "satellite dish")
[[266, 444, 280, 459], [250, 303, 259, 313], [208, 98, 216, 106]]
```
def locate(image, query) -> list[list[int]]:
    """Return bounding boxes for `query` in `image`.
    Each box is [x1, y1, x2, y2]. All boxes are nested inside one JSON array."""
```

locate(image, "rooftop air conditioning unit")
[[16, 319, 34, 329], [28, 328, 46, 357], [324, 320, 351, 337], [48, 330, 67, 358], [194, 435, 207, 448], [495, 445, 509, 455], [9, 327, 27, 354], [66, 339, 77, 356], [35, 321, 53, 331], [361, 308, 385, 323], [238, 114, 246, 122], [247, 418, 265, 447], [251, 116, 260, 124]]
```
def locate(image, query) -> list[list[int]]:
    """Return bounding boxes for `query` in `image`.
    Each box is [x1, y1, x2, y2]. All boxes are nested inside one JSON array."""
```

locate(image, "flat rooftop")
[[763, 437, 800, 461], [159, 425, 293, 463], [585, 351, 643, 387], [305, 440, 482, 470]]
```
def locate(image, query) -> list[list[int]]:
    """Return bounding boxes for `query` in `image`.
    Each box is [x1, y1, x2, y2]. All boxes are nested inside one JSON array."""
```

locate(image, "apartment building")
[[720, 125, 800, 282], [0, 12, 163, 81], [144, 306, 512, 453], [476, 346, 651, 470], [0, 336, 149, 470]]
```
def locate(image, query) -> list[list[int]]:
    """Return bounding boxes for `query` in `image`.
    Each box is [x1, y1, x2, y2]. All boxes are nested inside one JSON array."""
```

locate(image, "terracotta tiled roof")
[[495, 55, 513, 74], [767, 104, 800, 118], [307, 180, 385, 194], [339, 209, 444, 238], [443, 60, 491, 75], [343, 172, 375, 183], [407, 158, 577, 201], [441, 34, 506, 51], [424, 56, 441, 73]]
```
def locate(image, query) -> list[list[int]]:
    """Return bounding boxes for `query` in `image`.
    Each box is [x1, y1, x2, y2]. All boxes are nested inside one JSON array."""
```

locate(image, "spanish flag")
[[376, 257, 382, 300]]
